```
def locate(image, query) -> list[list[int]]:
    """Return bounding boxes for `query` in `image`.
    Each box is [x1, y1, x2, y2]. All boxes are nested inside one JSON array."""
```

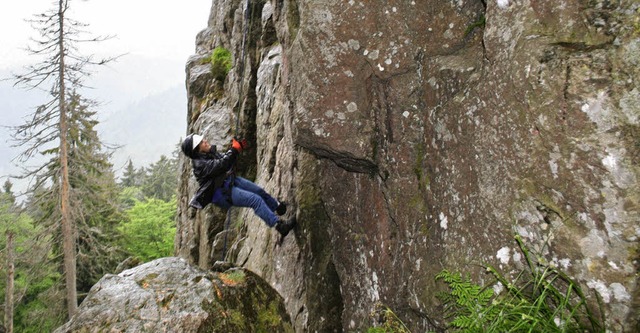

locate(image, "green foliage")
[[0, 191, 65, 332], [435, 270, 496, 332], [119, 197, 177, 262], [120, 159, 144, 188], [141, 154, 178, 201], [119, 185, 145, 209], [14, 283, 66, 333], [436, 236, 605, 333], [119, 150, 179, 202], [221, 269, 246, 284], [257, 301, 282, 329], [57, 91, 128, 294], [210, 46, 233, 82], [3, 150, 180, 329]]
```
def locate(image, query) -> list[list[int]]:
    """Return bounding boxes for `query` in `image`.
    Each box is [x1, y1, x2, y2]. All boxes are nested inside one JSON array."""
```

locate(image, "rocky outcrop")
[[54, 257, 293, 333], [178, 0, 639, 332]]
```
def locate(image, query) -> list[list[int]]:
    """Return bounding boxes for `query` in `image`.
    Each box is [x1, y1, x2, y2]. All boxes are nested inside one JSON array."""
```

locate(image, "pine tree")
[[141, 154, 179, 201], [3, 180, 16, 204], [120, 159, 139, 187], [0, 186, 64, 332], [11, 0, 116, 317], [65, 92, 127, 295]]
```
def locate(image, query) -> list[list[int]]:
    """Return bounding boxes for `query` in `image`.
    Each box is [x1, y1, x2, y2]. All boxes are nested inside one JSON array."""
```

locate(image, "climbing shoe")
[[275, 201, 287, 216], [275, 217, 296, 237]]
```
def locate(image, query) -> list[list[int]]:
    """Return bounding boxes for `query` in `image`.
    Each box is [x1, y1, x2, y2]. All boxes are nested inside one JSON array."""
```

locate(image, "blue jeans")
[[215, 176, 279, 227]]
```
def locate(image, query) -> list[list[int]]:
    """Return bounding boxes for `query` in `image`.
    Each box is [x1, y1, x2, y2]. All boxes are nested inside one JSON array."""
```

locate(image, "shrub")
[[210, 46, 232, 82], [119, 197, 176, 262]]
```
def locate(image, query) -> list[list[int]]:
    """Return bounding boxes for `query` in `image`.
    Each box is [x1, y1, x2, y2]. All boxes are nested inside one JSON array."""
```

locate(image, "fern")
[[436, 236, 605, 333], [436, 270, 496, 331]]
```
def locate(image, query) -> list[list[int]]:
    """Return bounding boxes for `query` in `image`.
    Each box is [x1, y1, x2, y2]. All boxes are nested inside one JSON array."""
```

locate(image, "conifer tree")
[[141, 154, 179, 201], [65, 92, 127, 294], [11, 0, 115, 317], [120, 159, 139, 187], [3, 180, 16, 204], [1, 184, 64, 332]]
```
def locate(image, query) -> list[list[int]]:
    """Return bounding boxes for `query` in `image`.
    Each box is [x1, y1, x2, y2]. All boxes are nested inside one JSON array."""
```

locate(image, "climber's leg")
[[233, 177, 279, 211], [230, 185, 279, 227]]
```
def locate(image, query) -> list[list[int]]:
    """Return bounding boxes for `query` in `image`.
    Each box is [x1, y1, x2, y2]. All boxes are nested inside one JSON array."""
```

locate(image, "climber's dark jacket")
[[188, 146, 238, 209]]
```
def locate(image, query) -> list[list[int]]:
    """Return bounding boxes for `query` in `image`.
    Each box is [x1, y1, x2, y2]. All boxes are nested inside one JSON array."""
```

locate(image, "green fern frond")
[[436, 236, 605, 333]]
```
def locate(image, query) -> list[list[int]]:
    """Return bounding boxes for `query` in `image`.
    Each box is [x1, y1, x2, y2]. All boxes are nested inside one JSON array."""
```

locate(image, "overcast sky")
[[1, 0, 212, 195], [1, 0, 212, 69]]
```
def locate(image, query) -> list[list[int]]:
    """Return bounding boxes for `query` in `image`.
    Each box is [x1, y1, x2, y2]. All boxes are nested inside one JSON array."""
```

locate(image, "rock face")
[[177, 0, 639, 332], [54, 257, 293, 333]]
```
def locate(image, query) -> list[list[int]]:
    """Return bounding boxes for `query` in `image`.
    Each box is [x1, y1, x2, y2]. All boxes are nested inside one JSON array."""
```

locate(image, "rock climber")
[[181, 134, 296, 237]]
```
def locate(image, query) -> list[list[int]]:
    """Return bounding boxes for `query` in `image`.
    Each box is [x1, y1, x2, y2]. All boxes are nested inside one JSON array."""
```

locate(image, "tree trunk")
[[58, 0, 77, 317], [4, 231, 14, 333]]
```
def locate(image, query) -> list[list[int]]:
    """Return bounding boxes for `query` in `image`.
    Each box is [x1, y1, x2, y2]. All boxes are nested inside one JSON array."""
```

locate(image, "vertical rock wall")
[[178, 0, 639, 331]]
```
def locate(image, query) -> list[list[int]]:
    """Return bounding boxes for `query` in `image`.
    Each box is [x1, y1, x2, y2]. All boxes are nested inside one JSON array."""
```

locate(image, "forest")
[[1, 155, 178, 332], [1, 1, 180, 331]]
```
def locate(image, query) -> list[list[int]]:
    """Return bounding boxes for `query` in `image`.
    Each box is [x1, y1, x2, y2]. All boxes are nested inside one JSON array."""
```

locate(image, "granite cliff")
[[175, 0, 639, 332]]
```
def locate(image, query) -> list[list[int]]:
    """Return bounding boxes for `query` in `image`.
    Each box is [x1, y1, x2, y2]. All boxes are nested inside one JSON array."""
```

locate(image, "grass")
[[365, 236, 605, 333], [368, 303, 412, 333], [219, 269, 245, 286], [436, 235, 605, 333]]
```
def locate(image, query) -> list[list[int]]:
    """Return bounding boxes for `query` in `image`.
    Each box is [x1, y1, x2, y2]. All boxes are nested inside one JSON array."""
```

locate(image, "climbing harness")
[[212, 175, 234, 208], [221, 0, 253, 262]]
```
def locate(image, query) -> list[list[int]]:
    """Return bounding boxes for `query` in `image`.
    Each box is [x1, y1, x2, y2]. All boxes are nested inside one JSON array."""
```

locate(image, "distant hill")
[[97, 85, 186, 175], [0, 54, 188, 189]]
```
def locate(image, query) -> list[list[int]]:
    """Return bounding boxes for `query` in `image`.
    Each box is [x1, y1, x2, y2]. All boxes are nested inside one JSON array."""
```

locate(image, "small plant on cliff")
[[436, 235, 605, 332], [210, 46, 232, 82], [219, 269, 246, 286], [464, 15, 486, 38], [436, 270, 497, 331], [367, 303, 412, 333]]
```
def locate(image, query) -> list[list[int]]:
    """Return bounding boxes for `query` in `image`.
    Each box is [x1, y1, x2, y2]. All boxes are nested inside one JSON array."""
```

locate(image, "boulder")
[[54, 257, 293, 333]]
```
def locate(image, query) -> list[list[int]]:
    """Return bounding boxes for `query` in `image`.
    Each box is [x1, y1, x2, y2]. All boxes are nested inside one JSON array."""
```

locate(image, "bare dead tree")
[[11, 0, 116, 318]]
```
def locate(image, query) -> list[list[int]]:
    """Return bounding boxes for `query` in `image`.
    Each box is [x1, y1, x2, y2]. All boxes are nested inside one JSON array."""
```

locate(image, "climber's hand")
[[239, 138, 248, 149], [232, 138, 246, 152]]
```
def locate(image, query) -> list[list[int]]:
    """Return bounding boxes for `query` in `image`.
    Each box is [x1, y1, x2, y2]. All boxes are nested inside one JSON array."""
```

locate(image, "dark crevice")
[[379, 181, 399, 229], [478, 0, 489, 64], [234, 0, 266, 180], [369, 71, 397, 147], [297, 140, 379, 175], [552, 40, 614, 52], [267, 144, 277, 177]]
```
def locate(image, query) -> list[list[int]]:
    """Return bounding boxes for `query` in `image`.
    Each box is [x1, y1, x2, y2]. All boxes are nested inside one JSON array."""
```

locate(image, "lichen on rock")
[[54, 257, 293, 333], [177, 0, 640, 332]]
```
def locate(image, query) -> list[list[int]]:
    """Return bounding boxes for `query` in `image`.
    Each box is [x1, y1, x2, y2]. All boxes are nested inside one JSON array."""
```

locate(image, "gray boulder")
[[54, 257, 293, 333]]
